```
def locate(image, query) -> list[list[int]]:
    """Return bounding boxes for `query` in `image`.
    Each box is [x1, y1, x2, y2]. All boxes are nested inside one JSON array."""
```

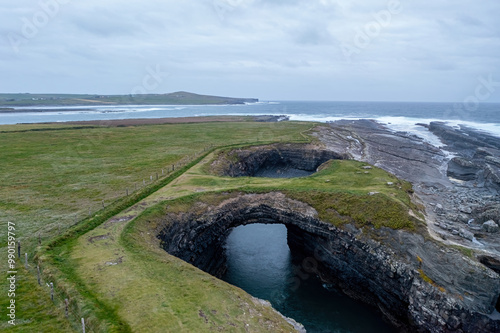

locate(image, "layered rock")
[[157, 192, 500, 333], [428, 122, 500, 189], [316, 120, 500, 258], [211, 143, 346, 178]]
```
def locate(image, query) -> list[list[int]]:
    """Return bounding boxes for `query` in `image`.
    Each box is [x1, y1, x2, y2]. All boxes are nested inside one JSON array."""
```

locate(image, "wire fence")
[[34, 145, 215, 248], [20, 144, 215, 332], [19, 137, 311, 331]]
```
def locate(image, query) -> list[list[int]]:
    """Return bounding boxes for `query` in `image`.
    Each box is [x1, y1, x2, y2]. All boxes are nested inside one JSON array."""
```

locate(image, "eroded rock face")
[[156, 192, 500, 333], [447, 157, 480, 181], [211, 143, 346, 178], [428, 122, 500, 189], [315, 120, 500, 259]]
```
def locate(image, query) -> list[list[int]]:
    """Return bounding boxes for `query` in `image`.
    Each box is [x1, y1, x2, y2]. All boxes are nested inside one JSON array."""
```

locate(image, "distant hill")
[[0, 91, 259, 107]]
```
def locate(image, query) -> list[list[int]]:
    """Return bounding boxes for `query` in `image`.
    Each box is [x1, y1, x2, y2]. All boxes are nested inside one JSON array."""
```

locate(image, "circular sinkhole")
[[211, 143, 346, 179]]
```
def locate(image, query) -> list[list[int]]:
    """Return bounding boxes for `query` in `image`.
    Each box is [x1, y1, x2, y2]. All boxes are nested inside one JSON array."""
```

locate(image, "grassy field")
[[0, 120, 314, 332], [0, 119, 422, 332], [0, 121, 313, 249], [0, 91, 257, 107], [64, 146, 419, 332]]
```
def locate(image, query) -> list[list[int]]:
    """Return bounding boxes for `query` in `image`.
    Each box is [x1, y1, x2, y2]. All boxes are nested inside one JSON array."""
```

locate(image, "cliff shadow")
[[209, 143, 347, 178], [156, 192, 415, 330]]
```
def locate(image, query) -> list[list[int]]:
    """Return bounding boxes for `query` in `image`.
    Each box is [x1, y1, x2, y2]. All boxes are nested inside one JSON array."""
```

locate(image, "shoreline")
[[9, 115, 289, 127]]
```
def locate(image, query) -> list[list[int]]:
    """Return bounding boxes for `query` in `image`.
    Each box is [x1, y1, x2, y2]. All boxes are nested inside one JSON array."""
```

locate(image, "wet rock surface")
[[316, 120, 500, 257], [157, 192, 500, 333]]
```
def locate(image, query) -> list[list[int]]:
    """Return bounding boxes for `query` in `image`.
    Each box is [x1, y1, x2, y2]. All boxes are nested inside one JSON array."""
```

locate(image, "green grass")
[[0, 120, 313, 332], [0, 268, 73, 332], [0, 119, 422, 332], [0, 92, 257, 107], [0, 121, 312, 252]]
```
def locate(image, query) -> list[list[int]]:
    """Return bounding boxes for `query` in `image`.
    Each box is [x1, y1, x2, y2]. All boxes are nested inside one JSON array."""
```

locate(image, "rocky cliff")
[[316, 120, 500, 271], [210, 143, 347, 178], [157, 192, 500, 333]]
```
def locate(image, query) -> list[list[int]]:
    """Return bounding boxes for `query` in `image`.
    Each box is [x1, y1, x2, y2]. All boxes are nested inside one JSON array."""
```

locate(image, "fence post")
[[37, 265, 41, 285], [50, 282, 54, 302], [25, 253, 28, 269], [65, 299, 69, 317], [17, 241, 20, 259], [38, 233, 41, 245], [82, 318, 86, 333]]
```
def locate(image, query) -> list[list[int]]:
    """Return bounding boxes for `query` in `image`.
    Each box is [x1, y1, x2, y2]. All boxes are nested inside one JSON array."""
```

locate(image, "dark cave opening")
[[221, 223, 398, 333], [478, 255, 500, 312], [156, 194, 413, 331], [219, 144, 345, 178], [478, 255, 500, 275]]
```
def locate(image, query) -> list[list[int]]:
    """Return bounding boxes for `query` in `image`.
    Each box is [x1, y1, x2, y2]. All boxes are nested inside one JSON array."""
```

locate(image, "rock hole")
[[222, 223, 397, 332], [217, 144, 345, 178], [478, 255, 500, 275], [478, 254, 500, 312]]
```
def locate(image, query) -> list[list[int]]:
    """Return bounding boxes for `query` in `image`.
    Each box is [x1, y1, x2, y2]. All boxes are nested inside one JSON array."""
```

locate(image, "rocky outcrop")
[[157, 192, 500, 333], [428, 122, 500, 189], [315, 120, 500, 258], [447, 157, 480, 181], [211, 143, 346, 178]]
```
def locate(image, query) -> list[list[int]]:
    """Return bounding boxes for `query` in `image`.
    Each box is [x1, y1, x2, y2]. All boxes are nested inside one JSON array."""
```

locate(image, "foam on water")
[[375, 116, 446, 148], [2, 102, 500, 141], [288, 113, 500, 147]]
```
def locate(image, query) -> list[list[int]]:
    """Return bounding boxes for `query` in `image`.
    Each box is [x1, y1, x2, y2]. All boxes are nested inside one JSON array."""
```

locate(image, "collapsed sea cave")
[[152, 144, 500, 332], [156, 191, 500, 333], [211, 143, 346, 178], [157, 192, 410, 331]]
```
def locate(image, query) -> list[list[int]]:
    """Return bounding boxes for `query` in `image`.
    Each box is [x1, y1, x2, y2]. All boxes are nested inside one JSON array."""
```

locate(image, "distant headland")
[[0, 91, 259, 108]]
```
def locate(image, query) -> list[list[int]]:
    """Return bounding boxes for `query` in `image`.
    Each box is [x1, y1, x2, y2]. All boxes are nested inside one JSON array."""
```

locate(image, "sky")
[[1, 0, 500, 102]]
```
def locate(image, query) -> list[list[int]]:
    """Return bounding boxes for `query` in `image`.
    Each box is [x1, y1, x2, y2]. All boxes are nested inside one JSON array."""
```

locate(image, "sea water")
[[222, 224, 398, 333], [2, 101, 499, 141]]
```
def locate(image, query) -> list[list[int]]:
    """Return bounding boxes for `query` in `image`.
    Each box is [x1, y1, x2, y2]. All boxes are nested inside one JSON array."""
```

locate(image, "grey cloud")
[[0, 0, 499, 102]]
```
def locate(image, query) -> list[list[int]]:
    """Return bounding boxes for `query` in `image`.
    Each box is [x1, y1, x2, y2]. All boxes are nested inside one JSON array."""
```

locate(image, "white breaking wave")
[[3, 104, 500, 142], [287, 114, 500, 145]]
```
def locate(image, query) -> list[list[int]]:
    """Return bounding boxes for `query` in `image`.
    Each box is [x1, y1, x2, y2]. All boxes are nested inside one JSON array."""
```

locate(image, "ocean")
[[2, 101, 500, 142]]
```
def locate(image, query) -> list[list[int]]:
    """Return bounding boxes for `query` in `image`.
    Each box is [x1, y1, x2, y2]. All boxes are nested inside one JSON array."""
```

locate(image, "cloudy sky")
[[1, 0, 500, 102]]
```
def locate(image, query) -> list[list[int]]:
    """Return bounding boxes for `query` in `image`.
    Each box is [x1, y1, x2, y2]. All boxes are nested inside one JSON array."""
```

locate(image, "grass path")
[[67, 145, 308, 332], [68, 146, 418, 331], [0, 120, 420, 332], [0, 121, 314, 332]]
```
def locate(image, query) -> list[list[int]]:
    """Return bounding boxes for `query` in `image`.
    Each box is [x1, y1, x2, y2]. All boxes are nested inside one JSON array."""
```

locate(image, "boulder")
[[459, 228, 474, 241], [482, 220, 499, 233], [447, 157, 479, 181]]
